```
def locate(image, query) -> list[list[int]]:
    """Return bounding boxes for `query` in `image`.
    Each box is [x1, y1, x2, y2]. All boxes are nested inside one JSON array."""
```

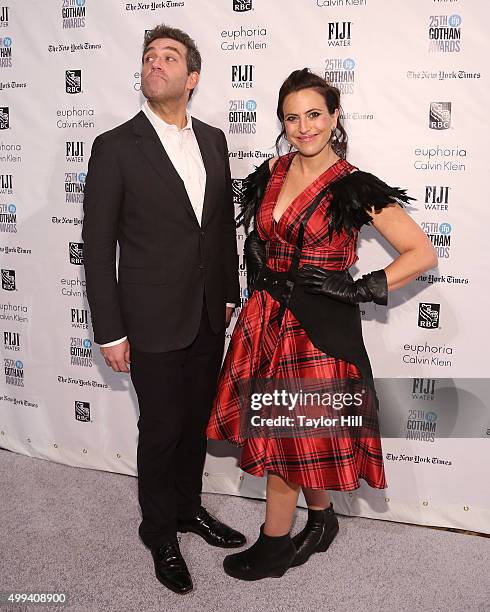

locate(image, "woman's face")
[[282, 88, 339, 158]]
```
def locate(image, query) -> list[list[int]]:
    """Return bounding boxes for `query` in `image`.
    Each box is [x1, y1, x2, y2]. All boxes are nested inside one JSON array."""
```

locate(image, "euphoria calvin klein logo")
[[62, 0, 86, 29], [418, 303, 440, 329], [233, 0, 252, 11], [69, 242, 84, 265], [1, 269, 15, 290], [0, 7, 9, 27], [66, 141, 84, 161], [428, 14, 461, 53], [65, 69, 82, 94], [75, 400, 90, 422], [0, 106, 9, 129], [0, 35, 12, 67], [327, 22, 352, 46], [429, 102, 451, 130], [232, 65, 254, 88]]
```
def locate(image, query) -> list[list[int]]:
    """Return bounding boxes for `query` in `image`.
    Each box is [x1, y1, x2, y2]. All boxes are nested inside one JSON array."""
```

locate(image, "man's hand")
[[100, 339, 131, 373], [226, 306, 234, 327]]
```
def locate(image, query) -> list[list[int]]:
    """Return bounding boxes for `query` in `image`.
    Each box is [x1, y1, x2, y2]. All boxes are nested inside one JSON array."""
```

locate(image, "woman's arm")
[[370, 203, 438, 292]]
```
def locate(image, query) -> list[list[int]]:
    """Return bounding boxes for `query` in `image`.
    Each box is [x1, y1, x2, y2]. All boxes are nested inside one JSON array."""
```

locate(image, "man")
[[82, 25, 245, 594]]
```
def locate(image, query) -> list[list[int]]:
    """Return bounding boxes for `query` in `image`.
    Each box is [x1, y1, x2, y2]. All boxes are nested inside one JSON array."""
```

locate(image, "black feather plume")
[[235, 158, 272, 233], [324, 171, 415, 240]]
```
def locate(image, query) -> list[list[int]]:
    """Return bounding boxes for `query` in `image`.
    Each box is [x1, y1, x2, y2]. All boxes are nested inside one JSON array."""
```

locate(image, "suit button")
[[200, 231, 205, 237], [199, 265, 204, 270]]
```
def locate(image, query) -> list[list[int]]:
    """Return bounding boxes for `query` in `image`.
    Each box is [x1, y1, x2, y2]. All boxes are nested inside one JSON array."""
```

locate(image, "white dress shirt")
[[101, 102, 234, 348]]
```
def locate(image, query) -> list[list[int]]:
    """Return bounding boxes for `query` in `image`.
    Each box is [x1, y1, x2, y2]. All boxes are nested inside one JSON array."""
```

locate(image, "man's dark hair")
[[142, 24, 201, 74]]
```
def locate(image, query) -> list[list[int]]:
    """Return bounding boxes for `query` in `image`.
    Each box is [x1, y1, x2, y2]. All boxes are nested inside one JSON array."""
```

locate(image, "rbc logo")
[[429, 102, 451, 130]]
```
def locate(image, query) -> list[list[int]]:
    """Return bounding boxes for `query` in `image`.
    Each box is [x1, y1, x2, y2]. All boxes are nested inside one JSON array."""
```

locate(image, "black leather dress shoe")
[[178, 506, 246, 548], [151, 539, 193, 594]]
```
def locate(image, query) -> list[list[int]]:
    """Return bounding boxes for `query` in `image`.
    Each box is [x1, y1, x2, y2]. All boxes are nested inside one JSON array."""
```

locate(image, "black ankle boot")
[[223, 524, 296, 581], [291, 502, 339, 567]]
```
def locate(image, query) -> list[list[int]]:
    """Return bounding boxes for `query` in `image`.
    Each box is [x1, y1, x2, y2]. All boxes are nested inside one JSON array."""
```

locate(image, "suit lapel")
[[131, 111, 198, 224]]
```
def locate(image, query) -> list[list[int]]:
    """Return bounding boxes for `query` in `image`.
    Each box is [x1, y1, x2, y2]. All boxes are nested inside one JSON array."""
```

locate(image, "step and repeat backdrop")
[[1, 0, 489, 533]]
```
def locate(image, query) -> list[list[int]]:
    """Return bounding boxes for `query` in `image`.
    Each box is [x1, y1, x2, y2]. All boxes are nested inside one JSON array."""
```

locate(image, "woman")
[[206, 68, 437, 580]]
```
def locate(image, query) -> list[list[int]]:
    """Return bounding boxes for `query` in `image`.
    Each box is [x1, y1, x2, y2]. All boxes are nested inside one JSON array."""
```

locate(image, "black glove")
[[297, 265, 387, 305], [244, 229, 267, 296]]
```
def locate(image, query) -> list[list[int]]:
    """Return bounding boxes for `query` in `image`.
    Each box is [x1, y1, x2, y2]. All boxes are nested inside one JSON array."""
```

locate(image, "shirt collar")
[[142, 100, 193, 133]]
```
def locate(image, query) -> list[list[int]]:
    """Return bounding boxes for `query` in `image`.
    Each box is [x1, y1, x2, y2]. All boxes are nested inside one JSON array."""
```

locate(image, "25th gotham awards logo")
[[62, 0, 86, 29], [232, 65, 254, 89], [233, 0, 253, 11], [324, 58, 355, 94], [70, 337, 93, 367], [428, 14, 461, 53], [66, 69, 82, 94], [1, 269, 15, 291], [69, 241, 84, 265], [0, 106, 9, 129], [418, 303, 440, 330], [0, 35, 11, 67], [429, 102, 451, 130], [327, 22, 352, 47], [65, 172, 86, 203], [75, 400, 90, 421], [0, 6, 9, 27], [0, 203, 16, 233], [4, 357, 23, 386], [421, 221, 452, 258], [229, 99, 257, 134]]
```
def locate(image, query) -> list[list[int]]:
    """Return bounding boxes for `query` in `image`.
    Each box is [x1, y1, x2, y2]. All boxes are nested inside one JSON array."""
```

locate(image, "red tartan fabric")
[[206, 153, 387, 491]]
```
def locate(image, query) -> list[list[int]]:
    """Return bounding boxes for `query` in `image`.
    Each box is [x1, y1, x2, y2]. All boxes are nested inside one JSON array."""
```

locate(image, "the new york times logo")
[[0, 106, 9, 129], [1, 269, 15, 291], [424, 185, 449, 211], [4, 358, 23, 386], [0, 35, 12, 67], [0, 203, 16, 233], [233, 0, 252, 11], [69, 241, 84, 265], [71, 307, 89, 329], [327, 22, 352, 46], [429, 102, 451, 130], [4, 330, 19, 351], [428, 14, 461, 53], [0, 6, 9, 28], [232, 65, 254, 88], [0, 173, 12, 194], [412, 378, 436, 401], [421, 221, 451, 258], [62, 0, 86, 29], [66, 69, 82, 94], [65, 171, 86, 203], [229, 99, 257, 134], [70, 337, 93, 367], [324, 58, 355, 94], [418, 303, 440, 329], [66, 141, 84, 161], [75, 400, 90, 421]]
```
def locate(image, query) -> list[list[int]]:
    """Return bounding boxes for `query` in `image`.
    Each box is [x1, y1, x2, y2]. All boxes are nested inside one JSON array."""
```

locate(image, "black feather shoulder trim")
[[325, 170, 414, 239], [235, 158, 272, 233]]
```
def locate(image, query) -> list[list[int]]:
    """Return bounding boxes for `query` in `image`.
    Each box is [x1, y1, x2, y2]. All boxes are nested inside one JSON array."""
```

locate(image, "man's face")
[[141, 37, 199, 104]]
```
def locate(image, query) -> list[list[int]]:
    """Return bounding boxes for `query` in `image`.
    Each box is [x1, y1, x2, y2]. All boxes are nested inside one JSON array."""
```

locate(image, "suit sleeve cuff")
[[100, 336, 127, 347]]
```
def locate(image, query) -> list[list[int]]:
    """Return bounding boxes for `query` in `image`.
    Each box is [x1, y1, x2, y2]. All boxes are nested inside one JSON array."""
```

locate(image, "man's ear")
[[188, 71, 200, 93]]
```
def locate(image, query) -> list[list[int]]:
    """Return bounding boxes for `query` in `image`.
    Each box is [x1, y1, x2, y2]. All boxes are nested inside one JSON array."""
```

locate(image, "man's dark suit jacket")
[[82, 110, 240, 352]]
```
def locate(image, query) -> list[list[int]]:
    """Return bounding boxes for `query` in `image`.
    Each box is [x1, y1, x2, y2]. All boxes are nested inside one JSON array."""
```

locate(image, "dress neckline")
[[271, 152, 344, 225]]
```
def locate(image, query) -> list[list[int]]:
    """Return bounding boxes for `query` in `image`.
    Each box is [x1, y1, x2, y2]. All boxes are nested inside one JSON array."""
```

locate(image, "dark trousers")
[[130, 300, 225, 550]]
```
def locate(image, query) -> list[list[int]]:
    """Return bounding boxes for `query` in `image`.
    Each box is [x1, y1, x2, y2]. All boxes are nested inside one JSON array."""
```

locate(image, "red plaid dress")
[[206, 153, 387, 490]]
